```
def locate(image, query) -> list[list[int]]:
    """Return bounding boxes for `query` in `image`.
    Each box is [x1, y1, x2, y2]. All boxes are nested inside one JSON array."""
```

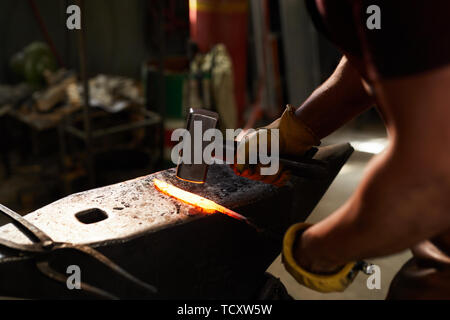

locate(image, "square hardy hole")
[[75, 208, 108, 224]]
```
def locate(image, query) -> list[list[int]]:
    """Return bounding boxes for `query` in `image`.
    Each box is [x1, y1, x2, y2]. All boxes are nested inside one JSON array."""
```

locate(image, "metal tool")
[[0, 203, 157, 299], [155, 178, 261, 230], [222, 141, 329, 179], [154, 178, 280, 240], [176, 108, 219, 183], [176, 108, 329, 184]]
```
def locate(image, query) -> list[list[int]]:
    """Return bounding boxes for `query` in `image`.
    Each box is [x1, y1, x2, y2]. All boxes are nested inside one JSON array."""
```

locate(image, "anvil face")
[[0, 144, 353, 299]]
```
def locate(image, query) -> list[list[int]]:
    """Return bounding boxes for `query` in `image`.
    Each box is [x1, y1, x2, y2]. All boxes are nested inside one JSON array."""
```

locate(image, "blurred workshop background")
[[0, 0, 408, 299]]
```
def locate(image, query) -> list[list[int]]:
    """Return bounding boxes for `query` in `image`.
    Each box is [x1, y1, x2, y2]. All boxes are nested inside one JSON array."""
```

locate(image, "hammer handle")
[[228, 142, 329, 179], [279, 157, 329, 179]]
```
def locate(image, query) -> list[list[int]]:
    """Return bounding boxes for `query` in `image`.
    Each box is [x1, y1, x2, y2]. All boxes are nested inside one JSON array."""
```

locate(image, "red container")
[[189, 0, 248, 125]]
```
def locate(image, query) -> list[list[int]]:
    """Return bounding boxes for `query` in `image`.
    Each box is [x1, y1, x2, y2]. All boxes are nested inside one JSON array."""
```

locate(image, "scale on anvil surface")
[[0, 108, 354, 299]]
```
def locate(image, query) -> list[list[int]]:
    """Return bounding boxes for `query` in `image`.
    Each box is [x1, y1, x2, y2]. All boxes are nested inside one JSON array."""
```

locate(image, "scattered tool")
[[0, 203, 157, 299]]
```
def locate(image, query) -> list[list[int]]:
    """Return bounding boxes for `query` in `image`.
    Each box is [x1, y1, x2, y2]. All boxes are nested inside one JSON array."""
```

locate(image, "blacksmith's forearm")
[[296, 145, 450, 271], [295, 56, 374, 139]]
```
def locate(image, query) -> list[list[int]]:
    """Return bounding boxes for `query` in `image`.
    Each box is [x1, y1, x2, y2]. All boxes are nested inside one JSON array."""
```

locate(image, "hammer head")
[[176, 108, 219, 183]]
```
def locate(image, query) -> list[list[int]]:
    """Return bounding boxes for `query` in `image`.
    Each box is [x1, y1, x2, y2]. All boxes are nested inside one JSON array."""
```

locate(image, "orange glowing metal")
[[153, 179, 247, 222]]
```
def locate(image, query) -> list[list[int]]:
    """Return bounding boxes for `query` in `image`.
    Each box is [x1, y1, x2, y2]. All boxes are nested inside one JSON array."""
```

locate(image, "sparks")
[[153, 179, 248, 222]]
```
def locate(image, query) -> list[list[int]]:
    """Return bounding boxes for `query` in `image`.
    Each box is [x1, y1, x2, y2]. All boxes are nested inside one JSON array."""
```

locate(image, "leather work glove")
[[233, 105, 320, 186], [282, 223, 360, 293]]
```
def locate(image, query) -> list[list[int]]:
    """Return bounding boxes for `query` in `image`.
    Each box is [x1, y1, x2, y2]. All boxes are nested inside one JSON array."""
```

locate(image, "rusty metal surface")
[[0, 165, 278, 250], [0, 143, 353, 299]]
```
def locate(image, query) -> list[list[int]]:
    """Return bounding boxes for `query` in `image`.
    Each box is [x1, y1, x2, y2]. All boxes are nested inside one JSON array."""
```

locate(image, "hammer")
[[176, 108, 329, 184]]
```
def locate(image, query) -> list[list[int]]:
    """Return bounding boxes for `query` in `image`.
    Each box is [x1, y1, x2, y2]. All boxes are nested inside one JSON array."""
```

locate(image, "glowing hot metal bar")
[[153, 179, 248, 222]]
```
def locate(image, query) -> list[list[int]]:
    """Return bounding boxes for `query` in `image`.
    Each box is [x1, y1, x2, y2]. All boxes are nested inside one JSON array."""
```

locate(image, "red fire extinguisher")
[[189, 0, 248, 125]]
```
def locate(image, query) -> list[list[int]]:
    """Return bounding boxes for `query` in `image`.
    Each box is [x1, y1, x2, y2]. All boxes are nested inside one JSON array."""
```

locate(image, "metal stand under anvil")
[[0, 143, 353, 299]]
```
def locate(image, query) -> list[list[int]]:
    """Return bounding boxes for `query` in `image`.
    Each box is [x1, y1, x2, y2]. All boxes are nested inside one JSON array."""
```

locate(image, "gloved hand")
[[233, 105, 320, 185], [282, 222, 360, 293]]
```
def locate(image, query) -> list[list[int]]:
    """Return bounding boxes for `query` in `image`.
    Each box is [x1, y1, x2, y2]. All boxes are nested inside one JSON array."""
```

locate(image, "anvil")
[[0, 143, 353, 299]]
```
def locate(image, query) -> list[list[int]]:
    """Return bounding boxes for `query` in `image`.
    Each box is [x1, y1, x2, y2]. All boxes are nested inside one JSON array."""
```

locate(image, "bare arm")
[[233, 56, 373, 184], [295, 56, 374, 139], [295, 64, 450, 272]]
